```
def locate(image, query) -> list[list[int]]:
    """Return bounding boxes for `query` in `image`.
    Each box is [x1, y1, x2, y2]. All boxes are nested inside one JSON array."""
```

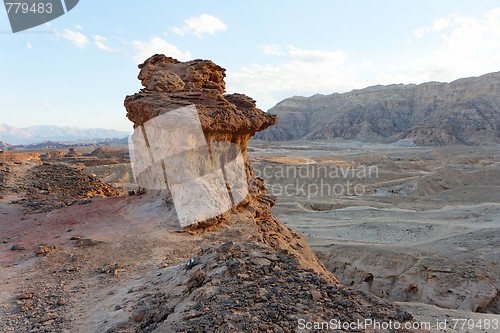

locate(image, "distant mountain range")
[[256, 71, 500, 145], [0, 141, 9, 150], [0, 124, 131, 145]]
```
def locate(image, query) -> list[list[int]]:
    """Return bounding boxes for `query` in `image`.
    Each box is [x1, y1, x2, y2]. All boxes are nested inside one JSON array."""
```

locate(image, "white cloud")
[[408, 8, 500, 83], [413, 27, 429, 39], [287, 46, 347, 64], [260, 44, 282, 56], [94, 35, 112, 52], [26, 42, 32, 49], [227, 46, 368, 110], [75, 24, 83, 30], [40, 102, 52, 110], [132, 37, 191, 64], [413, 12, 461, 38], [60, 29, 88, 49], [172, 14, 227, 37], [227, 9, 500, 111]]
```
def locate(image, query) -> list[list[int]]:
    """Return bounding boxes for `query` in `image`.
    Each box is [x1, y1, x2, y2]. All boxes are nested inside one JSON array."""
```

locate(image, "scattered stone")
[[186, 269, 206, 292], [98, 262, 124, 274], [10, 244, 25, 251], [129, 292, 171, 327], [226, 259, 240, 275], [120, 242, 423, 333], [75, 238, 102, 248], [16, 293, 33, 300], [311, 289, 322, 301], [76, 199, 92, 205], [39, 312, 58, 323], [36, 245, 57, 256], [66, 148, 81, 157], [19, 163, 119, 212], [105, 321, 129, 332], [184, 257, 199, 270]]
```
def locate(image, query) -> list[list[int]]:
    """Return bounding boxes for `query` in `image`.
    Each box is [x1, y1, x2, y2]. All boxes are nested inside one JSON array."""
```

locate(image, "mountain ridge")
[[0, 124, 131, 145], [256, 71, 500, 145]]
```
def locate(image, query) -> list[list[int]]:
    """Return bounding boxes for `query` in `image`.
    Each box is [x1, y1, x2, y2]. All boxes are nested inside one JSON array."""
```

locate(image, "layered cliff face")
[[257, 72, 500, 145]]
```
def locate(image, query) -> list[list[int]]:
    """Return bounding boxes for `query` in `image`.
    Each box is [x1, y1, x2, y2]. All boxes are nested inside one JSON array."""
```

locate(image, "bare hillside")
[[257, 72, 500, 145]]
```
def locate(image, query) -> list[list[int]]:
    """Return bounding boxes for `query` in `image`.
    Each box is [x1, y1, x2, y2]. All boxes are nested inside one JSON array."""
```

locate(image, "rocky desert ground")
[[251, 140, 500, 327], [1, 139, 499, 332], [1, 146, 429, 333], [1, 54, 499, 333]]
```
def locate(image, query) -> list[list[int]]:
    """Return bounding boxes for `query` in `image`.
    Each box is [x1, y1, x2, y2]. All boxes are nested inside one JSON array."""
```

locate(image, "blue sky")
[[1, 0, 500, 131]]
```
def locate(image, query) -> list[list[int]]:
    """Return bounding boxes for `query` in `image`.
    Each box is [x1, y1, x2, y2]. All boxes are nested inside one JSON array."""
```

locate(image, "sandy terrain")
[[249, 140, 500, 323], [3, 152, 421, 333], [1, 141, 499, 332]]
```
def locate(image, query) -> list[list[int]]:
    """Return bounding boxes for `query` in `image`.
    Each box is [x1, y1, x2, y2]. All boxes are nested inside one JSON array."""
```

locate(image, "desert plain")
[[0, 139, 498, 332], [251, 139, 500, 329]]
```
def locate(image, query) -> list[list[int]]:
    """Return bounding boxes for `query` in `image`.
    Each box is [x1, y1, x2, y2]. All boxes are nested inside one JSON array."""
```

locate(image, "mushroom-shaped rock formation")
[[124, 55, 339, 280], [125, 54, 278, 228]]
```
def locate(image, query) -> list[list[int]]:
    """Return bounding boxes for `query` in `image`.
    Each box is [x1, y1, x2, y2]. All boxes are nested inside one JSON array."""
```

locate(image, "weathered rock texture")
[[121, 241, 424, 333], [124, 55, 279, 226], [257, 72, 500, 145], [125, 55, 277, 207], [124, 55, 338, 279], [0, 160, 119, 212], [125, 55, 277, 148]]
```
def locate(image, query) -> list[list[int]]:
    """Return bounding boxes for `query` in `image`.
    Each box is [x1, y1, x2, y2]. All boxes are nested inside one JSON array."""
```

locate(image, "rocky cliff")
[[257, 72, 500, 145], [124, 54, 338, 280]]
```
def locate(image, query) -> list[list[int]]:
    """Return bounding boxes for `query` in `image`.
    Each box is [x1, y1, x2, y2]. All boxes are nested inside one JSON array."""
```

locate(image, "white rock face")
[[129, 105, 248, 227]]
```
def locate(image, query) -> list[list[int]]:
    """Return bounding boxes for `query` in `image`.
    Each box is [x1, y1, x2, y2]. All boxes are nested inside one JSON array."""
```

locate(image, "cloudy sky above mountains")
[[1, 0, 499, 131]]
